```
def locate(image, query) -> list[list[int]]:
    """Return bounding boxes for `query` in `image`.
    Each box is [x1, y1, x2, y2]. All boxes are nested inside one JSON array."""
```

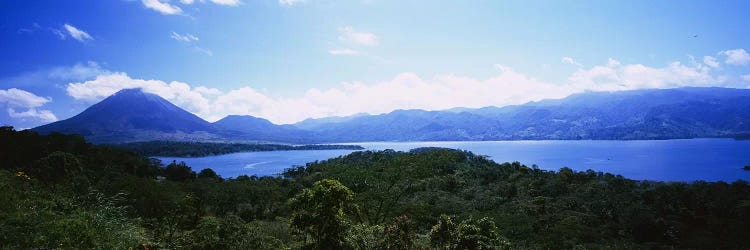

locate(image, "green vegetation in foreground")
[[112, 140, 364, 157], [2, 126, 750, 249]]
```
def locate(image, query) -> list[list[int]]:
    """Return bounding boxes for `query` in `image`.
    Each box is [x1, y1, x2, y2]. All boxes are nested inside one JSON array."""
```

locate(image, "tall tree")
[[288, 179, 354, 249]]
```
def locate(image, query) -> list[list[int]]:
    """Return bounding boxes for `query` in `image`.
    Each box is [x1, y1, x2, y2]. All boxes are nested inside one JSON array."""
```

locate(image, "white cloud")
[[703, 56, 720, 68], [63, 24, 93, 42], [0, 88, 51, 108], [46, 24, 92, 42], [561, 57, 582, 67], [168, 32, 211, 55], [1, 61, 108, 91], [170, 31, 199, 42], [64, 52, 739, 125], [194, 46, 213, 56], [0, 88, 57, 122], [568, 58, 721, 91], [210, 0, 241, 6], [180, 0, 242, 6], [720, 49, 750, 66], [142, 0, 183, 15], [66, 67, 575, 124], [177, 0, 241, 6], [67, 73, 218, 117], [742, 75, 750, 82], [50, 28, 66, 40], [7, 108, 57, 122], [329, 48, 360, 56], [279, 0, 305, 6], [338, 26, 378, 46], [47, 61, 108, 80]]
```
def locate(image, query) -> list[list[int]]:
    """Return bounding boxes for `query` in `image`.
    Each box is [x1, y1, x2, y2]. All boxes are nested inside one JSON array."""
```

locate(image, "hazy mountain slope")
[[296, 87, 750, 141], [298, 109, 506, 142], [294, 113, 368, 130], [31, 87, 750, 143], [477, 87, 750, 139], [213, 115, 317, 143]]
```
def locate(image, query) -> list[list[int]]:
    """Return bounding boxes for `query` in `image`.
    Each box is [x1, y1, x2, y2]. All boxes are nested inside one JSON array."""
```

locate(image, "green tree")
[[289, 179, 354, 249], [383, 215, 417, 250], [345, 223, 385, 250], [164, 161, 196, 182], [197, 168, 222, 181], [188, 215, 265, 250], [456, 217, 509, 250], [32, 151, 82, 183], [430, 214, 458, 249]]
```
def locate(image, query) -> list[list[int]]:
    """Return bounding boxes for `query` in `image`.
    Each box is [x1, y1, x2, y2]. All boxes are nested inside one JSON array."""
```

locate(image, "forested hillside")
[[2, 127, 749, 249]]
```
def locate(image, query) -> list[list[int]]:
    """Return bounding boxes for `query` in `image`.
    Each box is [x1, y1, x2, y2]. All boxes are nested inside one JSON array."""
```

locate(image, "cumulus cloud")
[[703, 56, 720, 68], [63, 24, 93, 42], [142, 0, 183, 15], [567, 58, 721, 91], [0, 88, 57, 122], [65, 67, 575, 124], [561, 57, 583, 67], [338, 26, 378, 46], [279, 0, 305, 6], [0, 88, 51, 108], [720, 49, 750, 66], [170, 31, 199, 42], [7, 108, 57, 122], [67, 73, 219, 117], [329, 48, 360, 56], [64, 52, 737, 125]]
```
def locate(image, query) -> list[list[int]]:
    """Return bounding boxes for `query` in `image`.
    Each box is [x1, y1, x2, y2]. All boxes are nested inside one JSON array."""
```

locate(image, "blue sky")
[[2, 0, 750, 128]]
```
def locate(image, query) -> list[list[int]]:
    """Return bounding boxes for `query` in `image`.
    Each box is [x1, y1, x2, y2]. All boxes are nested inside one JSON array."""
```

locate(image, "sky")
[[2, 0, 750, 129]]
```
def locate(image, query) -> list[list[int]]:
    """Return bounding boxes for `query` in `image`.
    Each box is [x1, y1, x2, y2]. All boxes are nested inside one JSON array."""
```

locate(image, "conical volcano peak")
[[114, 88, 146, 95], [106, 88, 165, 103], [31, 87, 217, 143]]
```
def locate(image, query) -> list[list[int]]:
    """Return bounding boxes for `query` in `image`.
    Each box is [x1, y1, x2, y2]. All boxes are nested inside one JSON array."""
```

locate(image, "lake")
[[155, 139, 750, 182]]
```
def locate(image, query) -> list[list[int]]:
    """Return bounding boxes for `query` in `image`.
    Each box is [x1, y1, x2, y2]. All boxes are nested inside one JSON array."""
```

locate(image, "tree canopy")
[[1, 127, 749, 249]]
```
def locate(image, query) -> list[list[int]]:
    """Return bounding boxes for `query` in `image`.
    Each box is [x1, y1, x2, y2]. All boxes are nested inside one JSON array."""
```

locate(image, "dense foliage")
[[113, 140, 364, 157], [2, 126, 750, 249]]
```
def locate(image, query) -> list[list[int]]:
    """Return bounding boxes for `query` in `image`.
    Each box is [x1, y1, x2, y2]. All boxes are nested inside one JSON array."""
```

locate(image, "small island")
[[744, 165, 750, 171], [112, 141, 364, 157]]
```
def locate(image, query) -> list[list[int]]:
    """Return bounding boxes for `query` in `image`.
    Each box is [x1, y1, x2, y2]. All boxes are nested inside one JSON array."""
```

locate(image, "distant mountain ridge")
[[213, 115, 314, 143], [304, 87, 750, 141], [32, 87, 750, 143]]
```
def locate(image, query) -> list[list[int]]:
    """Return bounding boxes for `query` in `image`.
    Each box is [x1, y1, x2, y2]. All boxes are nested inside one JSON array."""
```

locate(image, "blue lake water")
[[155, 139, 750, 182]]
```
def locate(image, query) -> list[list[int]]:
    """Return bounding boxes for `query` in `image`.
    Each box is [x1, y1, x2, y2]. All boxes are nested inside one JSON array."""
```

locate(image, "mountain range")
[[32, 87, 750, 143]]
